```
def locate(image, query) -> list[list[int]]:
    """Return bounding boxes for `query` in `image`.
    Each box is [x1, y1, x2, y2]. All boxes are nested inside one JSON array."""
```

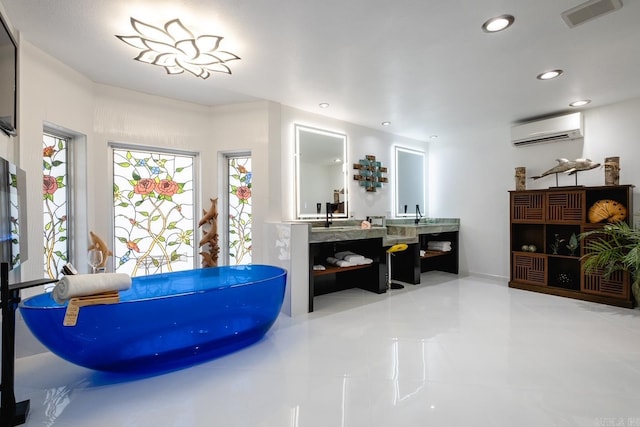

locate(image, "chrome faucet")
[[415, 204, 423, 224], [325, 202, 333, 227]]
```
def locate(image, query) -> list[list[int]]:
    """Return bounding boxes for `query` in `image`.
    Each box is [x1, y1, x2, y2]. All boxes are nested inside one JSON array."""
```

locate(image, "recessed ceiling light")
[[570, 99, 591, 107], [482, 14, 515, 33], [537, 70, 563, 80], [381, 121, 391, 126], [319, 103, 330, 108], [429, 135, 438, 139]]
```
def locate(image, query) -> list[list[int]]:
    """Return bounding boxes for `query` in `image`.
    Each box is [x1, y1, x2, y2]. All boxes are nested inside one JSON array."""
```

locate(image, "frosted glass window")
[[112, 147, 196, 276], [227, 155, 252, 265], [43, 132, 69, 279]]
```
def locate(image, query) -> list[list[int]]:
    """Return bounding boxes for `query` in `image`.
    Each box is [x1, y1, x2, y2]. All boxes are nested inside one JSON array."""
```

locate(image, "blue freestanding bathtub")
[[19, 265, 286, 373]]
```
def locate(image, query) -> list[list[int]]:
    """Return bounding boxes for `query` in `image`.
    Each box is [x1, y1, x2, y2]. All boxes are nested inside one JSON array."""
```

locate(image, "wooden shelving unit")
[[421, 250, 449, 259], [313, 264, 372, 277], [308, 237, 385, 311], [419, 231, 459, 274], [509, 185, 634, 308]]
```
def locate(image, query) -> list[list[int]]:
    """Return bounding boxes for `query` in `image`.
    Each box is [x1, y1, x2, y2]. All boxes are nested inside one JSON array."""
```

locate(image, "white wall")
[[429, 98, 640, 279], [18, 40, 94, 282], [208, 101, 274, 263]]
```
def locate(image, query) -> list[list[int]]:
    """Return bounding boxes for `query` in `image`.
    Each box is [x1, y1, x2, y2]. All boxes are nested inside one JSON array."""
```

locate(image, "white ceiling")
[[2, 0, 640, 141]]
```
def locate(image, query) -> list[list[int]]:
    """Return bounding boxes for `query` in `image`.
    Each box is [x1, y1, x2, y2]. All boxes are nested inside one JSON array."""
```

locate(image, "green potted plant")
[[580, 221, 640, 305]]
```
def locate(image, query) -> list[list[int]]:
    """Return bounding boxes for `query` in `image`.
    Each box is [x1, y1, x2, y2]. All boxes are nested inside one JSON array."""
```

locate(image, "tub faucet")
[[325, 202, 333, 227], [415, 204, 423, 224]]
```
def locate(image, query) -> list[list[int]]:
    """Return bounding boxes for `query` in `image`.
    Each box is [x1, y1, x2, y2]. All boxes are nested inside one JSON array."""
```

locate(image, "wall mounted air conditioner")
[[511, 112, 583, 146]]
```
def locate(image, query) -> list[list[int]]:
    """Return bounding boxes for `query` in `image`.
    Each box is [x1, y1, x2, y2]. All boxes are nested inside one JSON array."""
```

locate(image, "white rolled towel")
[[344, 254, 365, 263], [333, 251, 348, 259], [334, 251, 365, 262], [52, 273, 132, 304], [427, 241, 452, 251], [326, 257, 355, 267], [354, 258, 373, 265]]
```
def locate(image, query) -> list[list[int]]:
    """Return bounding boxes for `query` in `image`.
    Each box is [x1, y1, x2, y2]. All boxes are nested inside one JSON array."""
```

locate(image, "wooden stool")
[[386, 243, 408, 290]]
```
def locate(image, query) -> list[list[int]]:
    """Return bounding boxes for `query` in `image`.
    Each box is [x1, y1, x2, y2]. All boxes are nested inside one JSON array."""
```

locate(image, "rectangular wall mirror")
[[295, 125, 348, 219], [394, 146, 426, 218]]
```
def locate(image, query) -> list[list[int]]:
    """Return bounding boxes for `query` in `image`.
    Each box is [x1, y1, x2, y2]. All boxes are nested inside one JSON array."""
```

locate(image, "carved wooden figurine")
[[199, 198, 220, 267], [515, 167, 526, 191], [604, 156, 620, 186]]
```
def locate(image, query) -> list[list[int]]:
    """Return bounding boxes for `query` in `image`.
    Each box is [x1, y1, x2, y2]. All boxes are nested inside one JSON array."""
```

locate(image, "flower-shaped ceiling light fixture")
[[116, 18, 240, 79]]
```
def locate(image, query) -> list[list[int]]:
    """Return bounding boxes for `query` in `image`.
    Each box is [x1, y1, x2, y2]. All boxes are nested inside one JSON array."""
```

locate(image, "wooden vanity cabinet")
[[419, 231, 459, 275], [309, 237, 385, 311]]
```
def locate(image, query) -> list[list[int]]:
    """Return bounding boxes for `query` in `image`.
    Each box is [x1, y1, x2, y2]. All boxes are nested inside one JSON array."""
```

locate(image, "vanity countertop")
[[309, 225, 386, 243], [307, 218, 459, 244], [386, 222, 459, 238]]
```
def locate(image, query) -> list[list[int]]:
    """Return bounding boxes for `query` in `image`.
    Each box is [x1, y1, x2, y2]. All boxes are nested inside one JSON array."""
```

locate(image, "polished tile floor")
[[14, 272, 640, 426]]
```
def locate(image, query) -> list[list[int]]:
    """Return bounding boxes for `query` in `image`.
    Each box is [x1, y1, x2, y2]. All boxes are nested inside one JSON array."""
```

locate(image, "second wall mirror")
[[394, 146, 426, 218]]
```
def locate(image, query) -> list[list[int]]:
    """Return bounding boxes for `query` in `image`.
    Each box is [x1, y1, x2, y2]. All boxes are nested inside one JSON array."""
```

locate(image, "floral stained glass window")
[[43, 133, 69, 279], [113, 148, 195, 277], [228, 156, 252, 264], [6, 163, 21, 268]]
